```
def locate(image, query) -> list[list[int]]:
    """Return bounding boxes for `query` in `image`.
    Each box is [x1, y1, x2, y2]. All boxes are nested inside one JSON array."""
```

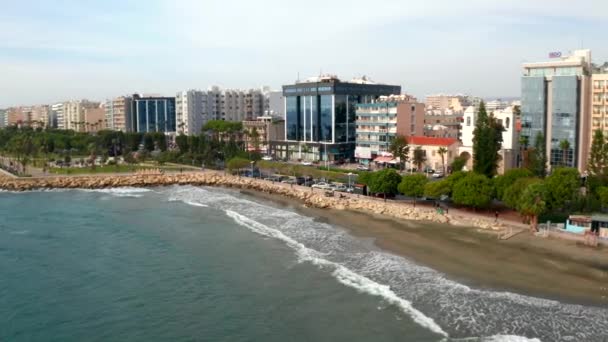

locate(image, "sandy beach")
[[242, 189, 608, 307]]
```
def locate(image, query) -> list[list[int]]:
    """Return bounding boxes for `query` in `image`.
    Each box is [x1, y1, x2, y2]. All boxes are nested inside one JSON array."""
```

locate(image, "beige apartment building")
[[425, 95, 468, 114], [63, 100, 101, 132], [105, 96, 132, 132], [242, 116, 285, 155]]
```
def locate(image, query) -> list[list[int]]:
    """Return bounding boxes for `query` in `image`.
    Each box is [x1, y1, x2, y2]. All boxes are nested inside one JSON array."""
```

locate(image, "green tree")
[[588, 129, 607, 176], [176, 134, 189, 153], [493, 168, 533, 201], [424, 179, 451, 198], [398, 174, 428, 204], [472, 101, 503, 177], [597, 186, 608, 208], [437, 147, 448, 174], [503, 177, 542, 210], [226, 157, 250, 174], [143, 134, 155, 152], [544, 167, 580, 210], [518, 182, 547, 232], [369, 168, 402, 200], [559, 139, 571, 167], [527, 132, 547, 178], [451, 156, 467, 172], [452, 173, 494, 209], [413, 147, 426, 171], [388, 135, 409, 171]]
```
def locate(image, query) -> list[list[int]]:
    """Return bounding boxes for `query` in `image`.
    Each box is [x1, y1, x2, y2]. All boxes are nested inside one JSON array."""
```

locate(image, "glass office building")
[[131, 95, 176, 133], [278, 77, 400, 161], [521, 50, 591, 171]]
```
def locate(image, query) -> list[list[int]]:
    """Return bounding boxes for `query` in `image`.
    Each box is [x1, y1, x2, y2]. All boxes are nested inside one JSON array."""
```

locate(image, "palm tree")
[[413, 147, 426, 172], [560, 139, 571, 166], [437, 147, 448, 174]]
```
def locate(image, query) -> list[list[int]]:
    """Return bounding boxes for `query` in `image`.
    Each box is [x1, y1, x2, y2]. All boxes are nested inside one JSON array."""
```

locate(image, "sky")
[[1, 0, 608, 107]]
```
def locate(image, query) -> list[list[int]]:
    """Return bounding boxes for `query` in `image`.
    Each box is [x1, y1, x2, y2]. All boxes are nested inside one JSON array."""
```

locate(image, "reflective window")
[[148, 101, 157, 132], [138, 101, 147, 132], [286, 96, 299, 140], [335, 95, 347, 143], [521, 76, 547, 145], [551, 76, 579, 167], [320, 95, 333, 142]]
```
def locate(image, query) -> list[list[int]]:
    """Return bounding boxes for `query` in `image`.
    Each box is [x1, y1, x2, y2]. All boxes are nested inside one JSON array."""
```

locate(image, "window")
[[506, 117, 510, 129], [466, 116, 471, 126]]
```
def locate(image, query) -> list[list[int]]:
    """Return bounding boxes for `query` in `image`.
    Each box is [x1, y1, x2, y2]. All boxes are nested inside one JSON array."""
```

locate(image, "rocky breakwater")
[[0, 173, 500, 230]]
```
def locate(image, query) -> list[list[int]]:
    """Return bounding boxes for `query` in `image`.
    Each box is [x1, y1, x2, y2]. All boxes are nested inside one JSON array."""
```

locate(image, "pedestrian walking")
[[495, 211, 499, 223]]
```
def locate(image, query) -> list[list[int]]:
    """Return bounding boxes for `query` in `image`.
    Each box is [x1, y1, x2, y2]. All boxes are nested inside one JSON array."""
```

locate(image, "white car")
[[262, 156, 273, 161], [431, 172, 444, 178], [311, 182, 331, 189], [356, 165, 370, 171], [301, 161, 313, 166]]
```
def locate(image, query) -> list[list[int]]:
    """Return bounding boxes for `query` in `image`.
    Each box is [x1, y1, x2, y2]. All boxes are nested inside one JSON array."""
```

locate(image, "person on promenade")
[[495, 211, 499, 223]]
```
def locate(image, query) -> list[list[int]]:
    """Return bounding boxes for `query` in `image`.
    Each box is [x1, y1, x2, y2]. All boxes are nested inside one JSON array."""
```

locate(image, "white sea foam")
[[481, 335, 542, 342], [184, 200, 208, 208], [225, 209, 448, 337], [164, 185, 608, 342], [79, 187, 151, 198]]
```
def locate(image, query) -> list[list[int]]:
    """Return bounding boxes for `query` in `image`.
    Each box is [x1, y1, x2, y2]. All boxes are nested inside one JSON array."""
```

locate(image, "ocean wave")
[[165, 185, 608, 341], [226, 209, 448, 337], [78, 187, 151, 198]]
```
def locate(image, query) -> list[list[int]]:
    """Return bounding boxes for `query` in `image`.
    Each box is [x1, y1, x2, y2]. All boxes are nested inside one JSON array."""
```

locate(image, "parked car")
[[301, 161, 313, 166], [311, 182, 332, 190], [356, 164, 371, 171], [262, 156, 273, 161], [431, 172, 444, 178], [332, 184, 348, 192], [423, 166, 435, 173], [281, 178, 297, 185]]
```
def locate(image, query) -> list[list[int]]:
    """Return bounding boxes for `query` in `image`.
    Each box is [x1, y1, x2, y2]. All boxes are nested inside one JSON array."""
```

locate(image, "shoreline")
[[2, 172, 608, 305], [240, 189, 608, 307]]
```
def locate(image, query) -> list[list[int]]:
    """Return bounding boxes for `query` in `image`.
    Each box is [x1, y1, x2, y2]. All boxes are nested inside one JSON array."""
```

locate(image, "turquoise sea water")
[[1, 186, 607, 342]]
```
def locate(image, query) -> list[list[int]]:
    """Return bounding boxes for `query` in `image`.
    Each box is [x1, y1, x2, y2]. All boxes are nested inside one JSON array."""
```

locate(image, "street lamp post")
[[250, 161, 255, 178], [347, 172, 353, 189]]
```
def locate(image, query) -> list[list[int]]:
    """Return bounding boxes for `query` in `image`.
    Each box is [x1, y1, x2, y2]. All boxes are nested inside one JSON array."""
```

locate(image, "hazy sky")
[[1, 0, 607, 107]]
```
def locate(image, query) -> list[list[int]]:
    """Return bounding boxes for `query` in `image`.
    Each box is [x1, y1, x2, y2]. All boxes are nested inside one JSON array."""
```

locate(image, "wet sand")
[[241, 190, 608, 307]]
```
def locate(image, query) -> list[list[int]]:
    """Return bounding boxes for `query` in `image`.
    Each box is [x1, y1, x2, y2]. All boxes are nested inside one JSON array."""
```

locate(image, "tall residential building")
[[521, 49, 592, 172], [591, 71, 608, 147], [354, 95, 425, 164], [51, 103, 64, 129], [84, 104, 106, 132], [266, 91, 285, 118], [105, 96, 133, 132], [63, 100, 101, 132], [176, 90, 207, 135], [276, 75, 401, 161], [131, 95, 176, 133]]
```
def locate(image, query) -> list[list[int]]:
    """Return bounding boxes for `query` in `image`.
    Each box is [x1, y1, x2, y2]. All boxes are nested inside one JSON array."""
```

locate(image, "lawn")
[[48, 164, 186, 175]]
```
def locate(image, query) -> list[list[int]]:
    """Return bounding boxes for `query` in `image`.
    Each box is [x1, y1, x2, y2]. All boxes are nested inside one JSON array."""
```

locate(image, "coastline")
[[2, 171, 607, 305], [241, 189, 608, 307]]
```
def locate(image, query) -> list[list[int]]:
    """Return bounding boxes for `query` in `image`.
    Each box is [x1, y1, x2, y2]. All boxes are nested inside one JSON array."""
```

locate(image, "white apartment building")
[[176, 90, 207, 135], [460, 105, 518, 174], [176, 87, 269, 135]]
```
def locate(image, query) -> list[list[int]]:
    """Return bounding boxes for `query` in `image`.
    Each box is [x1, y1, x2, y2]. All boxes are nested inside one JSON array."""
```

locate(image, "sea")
[[1, 185, 607, 342]]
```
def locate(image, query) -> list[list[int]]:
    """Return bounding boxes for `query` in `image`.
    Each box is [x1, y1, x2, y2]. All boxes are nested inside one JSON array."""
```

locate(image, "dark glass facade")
[[132, 97, 176, 133], [283, 81, 400, 144], [550, 76, 579, 167], [521, 75, 580, 168], [521, 76, 547, 144]]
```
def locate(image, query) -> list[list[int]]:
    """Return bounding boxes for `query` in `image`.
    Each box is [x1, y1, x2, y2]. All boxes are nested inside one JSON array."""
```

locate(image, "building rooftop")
[[408, 136, 459, 146]]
